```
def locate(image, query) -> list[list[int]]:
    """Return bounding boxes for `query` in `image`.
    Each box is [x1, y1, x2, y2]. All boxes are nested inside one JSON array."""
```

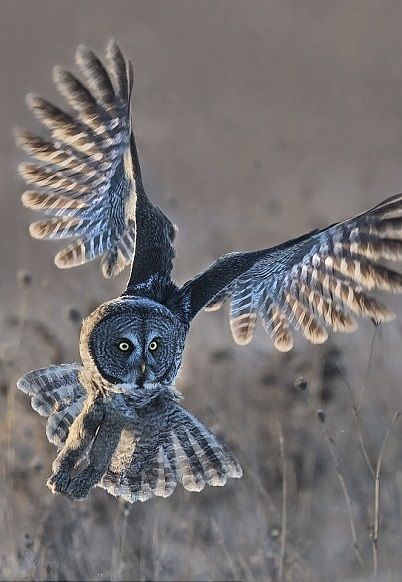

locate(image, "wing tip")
[[25, 92, 40, 110], [183, 478, 206, 492], [16, 374, 31, 395], [54, 252, 76, 269], [52, 65, 68, 87], [230, 314, 257, 346], [204, 303, 223, 312], [28, 220, 48, 239], [75, 43, 88, 60], [13, 127, 28, 148], [101, 249, 129, 279], [274, 335, 294, 352], [233, 334, 253, 346], [21, 191, 36, 209], [228, 465, 243, 480], [105, 37, 119, 57], [75, 44, 94, 70], [372, 308, 396, 324]]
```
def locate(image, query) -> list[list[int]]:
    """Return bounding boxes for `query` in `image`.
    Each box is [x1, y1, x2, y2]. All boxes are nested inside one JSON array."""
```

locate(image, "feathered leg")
[[47, 399, 105, 495], [65, 412, 123, 500]]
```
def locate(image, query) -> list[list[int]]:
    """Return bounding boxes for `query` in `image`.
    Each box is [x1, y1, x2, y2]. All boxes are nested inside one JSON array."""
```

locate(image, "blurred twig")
[[331, 358, 375, 479], [111, 499, 131, 582], [320, 426, 365, 568], [211, 518, 243, 581], [310, 348, 365, 569], [277, 421, 287, 582], [357, 326, 378, 413], [28, 500, 54, 581], [3, 284, 30, 578], [372, 411, 401, 577], [297, 349, 324, 531]]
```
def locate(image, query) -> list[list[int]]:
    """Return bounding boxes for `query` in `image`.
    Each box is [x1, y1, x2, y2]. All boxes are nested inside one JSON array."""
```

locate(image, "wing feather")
[[229, 280, 261, 345], [17, 42, 136, 278], [17, 40, 176, 283], [17, 363, 85, 447]]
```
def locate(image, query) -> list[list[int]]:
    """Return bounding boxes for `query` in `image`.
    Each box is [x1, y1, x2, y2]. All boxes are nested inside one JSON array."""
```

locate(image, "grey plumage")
[[16, 40, 402, 503]]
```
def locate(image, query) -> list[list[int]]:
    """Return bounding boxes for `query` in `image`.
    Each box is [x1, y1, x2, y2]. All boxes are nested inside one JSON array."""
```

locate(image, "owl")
[[16, 40, 402, 503]]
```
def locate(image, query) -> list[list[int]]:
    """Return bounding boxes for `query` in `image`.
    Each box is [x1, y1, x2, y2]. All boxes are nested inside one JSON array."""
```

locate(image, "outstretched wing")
[[16, 40, 176, 283], [17, 363, 86, 447], [182, 193, 402, 351], [100, 397, 242, 503]]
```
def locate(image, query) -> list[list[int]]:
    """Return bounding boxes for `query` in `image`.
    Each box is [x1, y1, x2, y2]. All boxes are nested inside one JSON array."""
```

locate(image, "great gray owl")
[[16, 40, 402, 503]]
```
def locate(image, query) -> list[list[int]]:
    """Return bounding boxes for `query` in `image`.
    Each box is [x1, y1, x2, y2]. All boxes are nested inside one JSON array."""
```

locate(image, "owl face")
[[81, 297, 186, 400]]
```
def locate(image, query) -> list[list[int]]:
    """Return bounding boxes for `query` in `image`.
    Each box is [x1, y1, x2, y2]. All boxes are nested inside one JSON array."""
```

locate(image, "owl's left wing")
[[17, 363, 86, 447], [181, 193, 402, 351], [16, 40, 176, 282], [100, 397, 242, 503]]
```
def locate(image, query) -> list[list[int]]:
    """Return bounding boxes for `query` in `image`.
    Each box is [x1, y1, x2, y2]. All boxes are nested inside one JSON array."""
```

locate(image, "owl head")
[[79, 296, 187, 403]]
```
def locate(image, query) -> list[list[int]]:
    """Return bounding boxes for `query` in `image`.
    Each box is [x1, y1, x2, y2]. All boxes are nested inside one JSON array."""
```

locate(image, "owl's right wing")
[[100, 397, 242, 503], [16, 40, 176, 282]]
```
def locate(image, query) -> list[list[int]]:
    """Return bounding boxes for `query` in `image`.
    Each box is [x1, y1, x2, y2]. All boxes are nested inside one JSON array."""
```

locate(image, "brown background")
[[1, 1, 402, 580]]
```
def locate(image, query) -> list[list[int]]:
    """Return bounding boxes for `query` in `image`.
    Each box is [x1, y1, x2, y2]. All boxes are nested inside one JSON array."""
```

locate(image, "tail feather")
[[100, 400, 242, 503]]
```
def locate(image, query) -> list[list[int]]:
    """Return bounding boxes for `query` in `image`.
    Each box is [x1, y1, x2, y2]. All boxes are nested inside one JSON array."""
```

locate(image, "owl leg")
[[65, 415, 122, 501], [47, 400, 105, 495]]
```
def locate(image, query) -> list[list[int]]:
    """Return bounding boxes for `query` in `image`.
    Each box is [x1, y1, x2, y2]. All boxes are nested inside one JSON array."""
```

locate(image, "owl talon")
[[65, 477, 92, 501], [47, 469, 71, 494]]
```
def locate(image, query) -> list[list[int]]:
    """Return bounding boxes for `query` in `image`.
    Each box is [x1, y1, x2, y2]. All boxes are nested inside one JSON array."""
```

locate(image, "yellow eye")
[[149, 340, 158, 352], [118, 340, 132, 352]]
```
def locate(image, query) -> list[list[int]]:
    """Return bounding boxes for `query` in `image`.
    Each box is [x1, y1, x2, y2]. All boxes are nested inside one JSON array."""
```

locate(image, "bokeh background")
[[2, 1, 402, 580]]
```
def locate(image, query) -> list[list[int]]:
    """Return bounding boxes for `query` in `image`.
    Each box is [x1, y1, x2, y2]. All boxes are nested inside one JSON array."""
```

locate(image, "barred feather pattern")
[[229, 279, 263, 345], [100, 397, 242, 503], [17, 364, 85, 447], [17, 364, 242, 503], [16, 40, 138, 277], [204, 283, 235, 312], [203, 194, 402, 351]]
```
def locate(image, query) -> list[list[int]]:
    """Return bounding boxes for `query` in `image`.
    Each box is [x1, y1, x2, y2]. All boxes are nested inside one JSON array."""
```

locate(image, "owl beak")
[[139, 360, 146, 375]]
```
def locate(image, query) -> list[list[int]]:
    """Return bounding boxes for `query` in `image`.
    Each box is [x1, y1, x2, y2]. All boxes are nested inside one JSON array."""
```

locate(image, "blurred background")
[[1, 1, 402, 580]]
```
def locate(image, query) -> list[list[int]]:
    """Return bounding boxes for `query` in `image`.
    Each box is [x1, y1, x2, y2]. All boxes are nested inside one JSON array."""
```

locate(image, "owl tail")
[[100, 399, 243, 503], [17, 363, 86, 447]]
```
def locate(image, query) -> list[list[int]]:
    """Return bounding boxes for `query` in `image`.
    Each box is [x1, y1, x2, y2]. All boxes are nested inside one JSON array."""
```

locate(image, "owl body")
[[16, 40, 402, 503]]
